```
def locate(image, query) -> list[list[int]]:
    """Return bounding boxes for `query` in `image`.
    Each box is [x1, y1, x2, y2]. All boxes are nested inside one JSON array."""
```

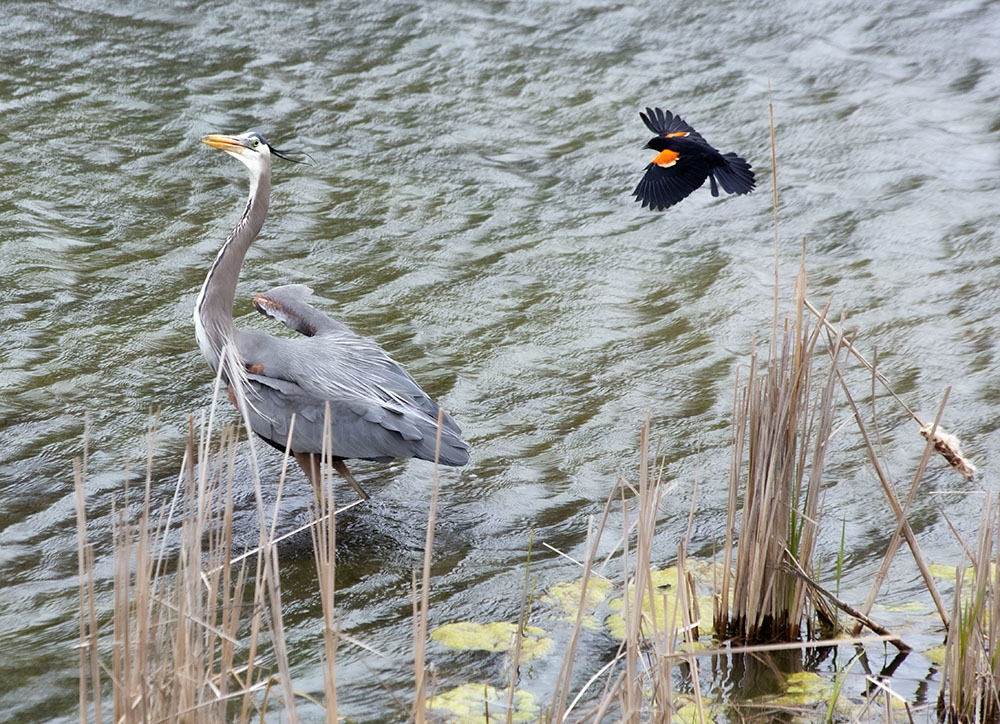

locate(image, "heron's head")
[[201, 131, 300, 175]]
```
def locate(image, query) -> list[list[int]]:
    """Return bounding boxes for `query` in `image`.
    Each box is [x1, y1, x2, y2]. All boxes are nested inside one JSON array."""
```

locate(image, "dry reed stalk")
[[676, 544, 705, 724], [939, 491, 1000, 723], [716, 369, 745, 639], [547, 483, 621, 723], [769, 78, 780, 348], [413, 409, 445, 723], [782, 549, 910, 650], [225, 349, 301, 724], [715, 263, 841, 643], [841, 380, 951, 636], [548, 514, 607, 722], [611, 415, 675, 722], [832, 365, 950, 630], [73, 457, 103, 724], [651, 633, 900, 661], [310, 408, 340, 723], [621, 418, 656, 722], [558, 418, 694, 723], [803, 298, 976, 482], [506, 531, 534, 724]]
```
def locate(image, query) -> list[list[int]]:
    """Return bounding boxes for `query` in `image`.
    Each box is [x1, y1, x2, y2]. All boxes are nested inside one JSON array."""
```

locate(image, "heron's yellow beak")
[[201, 134, 246, 153]]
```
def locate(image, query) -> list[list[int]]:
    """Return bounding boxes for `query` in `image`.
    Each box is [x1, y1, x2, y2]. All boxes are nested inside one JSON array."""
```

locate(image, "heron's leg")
[[292, 451, 370, 502], [293, 451, 322, 499], [332, 460, 370, 502]]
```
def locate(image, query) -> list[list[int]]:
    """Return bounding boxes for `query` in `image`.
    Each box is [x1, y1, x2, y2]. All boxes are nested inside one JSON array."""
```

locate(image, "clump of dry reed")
[[939, 491, 1000, 723], [714, 256, 956, 648], [714, 263, 842, 643], [74, 406, 324, 723], [74, 379, 440, 723]]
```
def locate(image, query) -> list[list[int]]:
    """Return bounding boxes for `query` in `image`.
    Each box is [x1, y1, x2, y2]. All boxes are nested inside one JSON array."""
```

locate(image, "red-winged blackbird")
[[632, 107, 755, 211]]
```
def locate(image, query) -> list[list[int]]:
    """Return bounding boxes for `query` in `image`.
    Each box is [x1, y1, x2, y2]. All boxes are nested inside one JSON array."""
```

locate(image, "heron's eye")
[[251, 138, 261, 148]]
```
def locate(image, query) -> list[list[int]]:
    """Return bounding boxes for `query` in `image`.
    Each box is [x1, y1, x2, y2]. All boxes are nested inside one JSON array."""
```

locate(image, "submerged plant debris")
[[672, 693, 720, 724], [540, 576, 613, 629], [430, 621, 552, 660], [929, 562, 998, 580], [606, 566, 716, 639], [427, 683, 539, 724], [777, 671, 834, 706], [762, 670, 867, 721]]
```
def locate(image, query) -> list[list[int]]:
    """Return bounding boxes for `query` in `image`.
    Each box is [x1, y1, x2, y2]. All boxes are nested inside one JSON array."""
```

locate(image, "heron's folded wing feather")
[[289, 333, 465, 439], [248, 290, 462, 436], [244, 372, 455, 462], [237, 333, 469, 465]]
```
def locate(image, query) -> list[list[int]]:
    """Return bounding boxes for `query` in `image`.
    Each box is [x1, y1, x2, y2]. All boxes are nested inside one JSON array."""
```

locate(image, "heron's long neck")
[[195, 170, 271, 371]]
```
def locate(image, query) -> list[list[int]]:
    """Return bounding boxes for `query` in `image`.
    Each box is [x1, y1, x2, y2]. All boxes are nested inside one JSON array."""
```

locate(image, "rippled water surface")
[[2, 0, 1000, 720]]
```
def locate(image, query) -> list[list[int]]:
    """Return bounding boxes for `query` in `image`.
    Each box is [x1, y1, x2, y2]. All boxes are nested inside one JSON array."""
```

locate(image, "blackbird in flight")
[[632, 107, 755, 211]]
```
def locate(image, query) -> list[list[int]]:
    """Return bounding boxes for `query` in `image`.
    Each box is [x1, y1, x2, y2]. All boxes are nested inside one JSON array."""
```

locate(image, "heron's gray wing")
[[252, 284, 350, 337], [242, 371, 469, 465], [234, 330, 469, 466]]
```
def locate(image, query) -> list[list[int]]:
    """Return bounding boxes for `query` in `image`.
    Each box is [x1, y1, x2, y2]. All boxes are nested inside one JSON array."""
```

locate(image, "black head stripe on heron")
[[632, 107, 756, 211], [197, 131, 469, 502]]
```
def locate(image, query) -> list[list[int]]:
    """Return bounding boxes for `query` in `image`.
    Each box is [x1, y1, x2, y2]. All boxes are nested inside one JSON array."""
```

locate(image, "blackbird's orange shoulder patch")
[[652, 149, 679, 167]]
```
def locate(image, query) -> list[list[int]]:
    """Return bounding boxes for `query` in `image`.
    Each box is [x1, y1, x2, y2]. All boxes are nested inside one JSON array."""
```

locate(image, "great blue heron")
[[197, 131, 469, 501]]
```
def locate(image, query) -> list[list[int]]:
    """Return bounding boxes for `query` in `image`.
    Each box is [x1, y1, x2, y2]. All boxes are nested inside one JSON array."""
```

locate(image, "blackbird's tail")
[[712, 152, 756, 195]]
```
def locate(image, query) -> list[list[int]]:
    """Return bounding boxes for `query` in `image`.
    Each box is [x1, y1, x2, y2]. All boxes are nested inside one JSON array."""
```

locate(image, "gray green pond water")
[[2, 0, 1000, 720]]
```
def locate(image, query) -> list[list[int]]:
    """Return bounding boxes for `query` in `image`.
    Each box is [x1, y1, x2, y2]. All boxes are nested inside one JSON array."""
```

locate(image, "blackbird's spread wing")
[[639, 107, 710, 146], [632, 159, 713, 211]]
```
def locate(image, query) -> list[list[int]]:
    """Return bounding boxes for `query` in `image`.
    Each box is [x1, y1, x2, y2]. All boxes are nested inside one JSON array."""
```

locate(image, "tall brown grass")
[[74, 411, 306, 723], [70, 353, 369, 724], [74, 374, 441, 723], [939, 491, 1000, 723], [542, 417, 699, 723]]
